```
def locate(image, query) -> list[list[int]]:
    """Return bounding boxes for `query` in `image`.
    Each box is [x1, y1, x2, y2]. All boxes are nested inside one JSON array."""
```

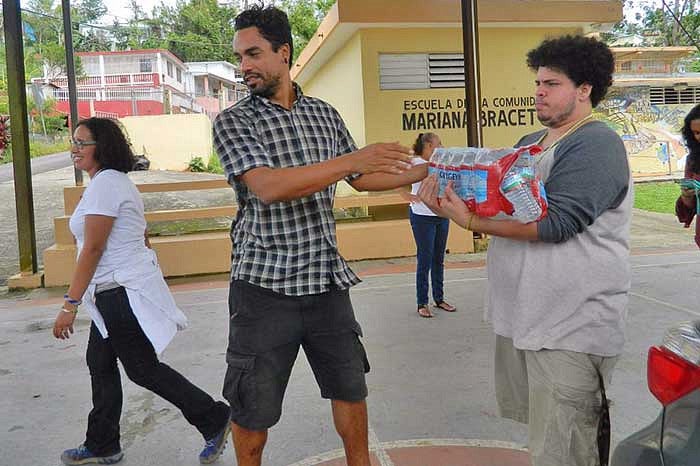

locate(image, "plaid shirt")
[[213, 84, 361, 296]]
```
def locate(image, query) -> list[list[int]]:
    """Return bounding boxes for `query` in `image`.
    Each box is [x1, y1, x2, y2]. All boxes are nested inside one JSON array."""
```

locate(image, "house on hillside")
[[31, 49, 247, 121]]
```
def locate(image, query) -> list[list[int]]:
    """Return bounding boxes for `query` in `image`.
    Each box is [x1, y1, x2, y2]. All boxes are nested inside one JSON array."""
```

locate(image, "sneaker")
[[199, 421, 231, 464], [61, 444, 124, 465]]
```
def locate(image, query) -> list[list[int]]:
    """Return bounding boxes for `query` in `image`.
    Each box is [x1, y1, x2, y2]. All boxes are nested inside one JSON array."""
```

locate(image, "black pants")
[[84, 287, 228, 455]]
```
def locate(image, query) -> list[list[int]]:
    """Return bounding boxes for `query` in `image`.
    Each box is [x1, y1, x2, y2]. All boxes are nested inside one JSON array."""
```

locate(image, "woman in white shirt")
[[407, 133, 456, 318], [52, 118, 230, 466]]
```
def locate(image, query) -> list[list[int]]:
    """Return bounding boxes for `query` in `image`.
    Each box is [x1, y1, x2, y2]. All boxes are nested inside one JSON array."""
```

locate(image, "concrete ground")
[[1, 244, 699, 466], [2, 165, 699, 464]]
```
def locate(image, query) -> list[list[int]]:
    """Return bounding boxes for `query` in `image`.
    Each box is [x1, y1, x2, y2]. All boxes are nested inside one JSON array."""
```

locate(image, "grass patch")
[[634, 181, 680, 214], [1, 137, 70, 164], [207, 152, 224, 174]]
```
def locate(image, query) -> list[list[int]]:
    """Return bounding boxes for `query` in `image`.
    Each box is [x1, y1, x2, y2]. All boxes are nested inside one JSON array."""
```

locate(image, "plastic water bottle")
[[501, 170, 542, 223]]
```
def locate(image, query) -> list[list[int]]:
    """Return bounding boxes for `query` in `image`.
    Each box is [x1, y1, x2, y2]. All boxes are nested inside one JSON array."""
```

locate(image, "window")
[[167, 62, 173, 77], [649, 86, 700, 105], [176, 68, 182, 83], [379, 53, 465, 90], [619, 61, 632, 72], [139, 58, 153, 73]]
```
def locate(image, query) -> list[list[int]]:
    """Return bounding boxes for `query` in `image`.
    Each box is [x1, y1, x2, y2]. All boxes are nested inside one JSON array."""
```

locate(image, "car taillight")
[[648, 321, 700, 406]]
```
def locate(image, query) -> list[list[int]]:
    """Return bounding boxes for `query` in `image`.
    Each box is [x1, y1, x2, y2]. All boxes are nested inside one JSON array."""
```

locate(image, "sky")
[[103, 0, 179, 23], [104, 0, 665, 24]]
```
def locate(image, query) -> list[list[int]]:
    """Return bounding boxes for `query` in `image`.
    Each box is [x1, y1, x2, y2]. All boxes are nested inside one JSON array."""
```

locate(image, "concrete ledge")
[[46, 183, 475, 287], [8, 271, 44, 290], [43, 218, 474, 287]]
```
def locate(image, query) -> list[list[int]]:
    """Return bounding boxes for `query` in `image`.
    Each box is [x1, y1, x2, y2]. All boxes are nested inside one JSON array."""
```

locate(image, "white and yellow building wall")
[[293, 0, 623, 155]]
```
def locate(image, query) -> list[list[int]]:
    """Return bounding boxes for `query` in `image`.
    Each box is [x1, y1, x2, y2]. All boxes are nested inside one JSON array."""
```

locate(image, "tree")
[[160, 0, 239, 62], [73, 0, 111, 52], [603, 0, 700, 47], [280, 0, 334, 61]]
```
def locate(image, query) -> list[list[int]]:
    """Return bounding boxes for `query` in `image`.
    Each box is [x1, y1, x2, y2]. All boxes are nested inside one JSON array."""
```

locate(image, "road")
[[0, 151, 72, 183]]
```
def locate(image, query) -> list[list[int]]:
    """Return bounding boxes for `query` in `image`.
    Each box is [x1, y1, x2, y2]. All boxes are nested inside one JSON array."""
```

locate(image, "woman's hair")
[[682, 103, 700, 174], [76, 117, 135, 173], [234, 4, 293, 69], [412, 132, 438, 156], [526, 35, 614, 108]]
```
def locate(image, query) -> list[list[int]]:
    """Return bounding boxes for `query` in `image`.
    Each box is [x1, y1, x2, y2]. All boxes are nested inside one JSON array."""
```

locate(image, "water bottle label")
[[473, 170, 488, 202]]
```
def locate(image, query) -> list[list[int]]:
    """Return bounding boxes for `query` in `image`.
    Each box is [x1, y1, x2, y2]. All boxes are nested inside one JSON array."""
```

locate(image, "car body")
[[612, 321, 700, 465]]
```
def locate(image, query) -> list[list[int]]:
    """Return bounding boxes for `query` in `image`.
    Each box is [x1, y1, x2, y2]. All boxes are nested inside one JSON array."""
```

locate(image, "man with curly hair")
[[419, 35, 632, 466]]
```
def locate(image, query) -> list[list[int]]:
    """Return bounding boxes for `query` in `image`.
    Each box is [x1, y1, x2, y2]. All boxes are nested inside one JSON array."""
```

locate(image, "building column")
[[157, 52, 163, 84], [99, 54, 105, 87]]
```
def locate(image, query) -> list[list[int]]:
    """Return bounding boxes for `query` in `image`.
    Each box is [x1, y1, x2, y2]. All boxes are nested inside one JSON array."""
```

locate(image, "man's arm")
[[239, 143, 413, 203], [418, 175, 539, 241], [213, 111, 412, 204], [349, 163, 428, 192]]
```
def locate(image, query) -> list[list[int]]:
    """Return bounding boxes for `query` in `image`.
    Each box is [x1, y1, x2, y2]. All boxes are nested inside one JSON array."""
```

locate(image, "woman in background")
[[52, 118, 230, 466], [676, 103, 700, 249], [406, 132, 456, 318]]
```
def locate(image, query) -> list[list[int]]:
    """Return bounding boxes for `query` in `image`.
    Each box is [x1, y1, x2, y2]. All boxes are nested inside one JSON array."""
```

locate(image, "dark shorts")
[[223, 280, 370, 431]]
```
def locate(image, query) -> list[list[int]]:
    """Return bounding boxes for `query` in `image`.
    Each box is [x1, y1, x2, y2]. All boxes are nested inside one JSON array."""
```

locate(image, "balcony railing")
[[52, 87, 164, 101], [34, 72, 160, 88]]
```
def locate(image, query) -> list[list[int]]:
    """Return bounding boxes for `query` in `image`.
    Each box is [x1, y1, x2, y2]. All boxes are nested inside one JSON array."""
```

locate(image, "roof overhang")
[[613, 76, 700, 88], [291, 0, 623, 83], [611, 46, 697, 61]]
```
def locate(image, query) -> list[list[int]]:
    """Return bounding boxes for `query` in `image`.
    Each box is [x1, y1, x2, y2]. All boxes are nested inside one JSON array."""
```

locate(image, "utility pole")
[[461, 0, 483, 147], [3, 0, 38, 276], [62, 0, 83, 185]]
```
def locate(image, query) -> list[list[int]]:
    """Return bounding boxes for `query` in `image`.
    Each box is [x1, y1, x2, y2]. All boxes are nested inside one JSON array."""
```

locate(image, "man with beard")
[[212, 5, 428, 466], [419, 35, 632, 466]]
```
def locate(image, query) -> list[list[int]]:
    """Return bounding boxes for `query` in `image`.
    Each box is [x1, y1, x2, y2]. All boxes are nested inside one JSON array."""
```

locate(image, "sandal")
[[417, 305, 433, 318], [434, 301, 457, 312]]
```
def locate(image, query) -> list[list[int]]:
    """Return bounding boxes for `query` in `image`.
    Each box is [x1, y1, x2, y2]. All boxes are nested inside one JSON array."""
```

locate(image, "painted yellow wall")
[[303, 31, 366, 147], [302, 31, 366, 196], [120, 114, 212, 171], [360, 27, 579, 149]]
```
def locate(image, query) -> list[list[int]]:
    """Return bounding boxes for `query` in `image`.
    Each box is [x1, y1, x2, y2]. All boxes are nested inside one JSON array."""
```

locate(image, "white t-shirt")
[[69, 169, 148, 284], [409, 157, 436, 216], [69, 169, 188, 354]]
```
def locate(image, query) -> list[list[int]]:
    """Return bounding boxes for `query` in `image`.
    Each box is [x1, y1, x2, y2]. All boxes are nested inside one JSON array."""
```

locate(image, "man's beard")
[[248, 73, 281, 98], [537, 98, 576, 128]]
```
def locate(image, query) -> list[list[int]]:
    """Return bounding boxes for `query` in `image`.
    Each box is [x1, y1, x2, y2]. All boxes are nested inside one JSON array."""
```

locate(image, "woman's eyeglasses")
[[70, 140, 97, 150]]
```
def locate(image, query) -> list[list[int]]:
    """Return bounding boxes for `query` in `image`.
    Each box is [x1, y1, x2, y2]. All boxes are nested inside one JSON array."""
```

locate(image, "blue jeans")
[[84, 287, 229, 455], [409, 211, 450, 306]]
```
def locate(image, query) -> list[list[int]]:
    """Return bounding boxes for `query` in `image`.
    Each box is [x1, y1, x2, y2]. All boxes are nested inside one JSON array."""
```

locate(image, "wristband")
[[61, 307, 78, 315], [64, 294, 82, 306]]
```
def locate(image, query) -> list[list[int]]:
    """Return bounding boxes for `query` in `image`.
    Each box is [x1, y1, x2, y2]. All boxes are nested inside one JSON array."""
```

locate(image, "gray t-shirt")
[[486, 121, 633, 356]]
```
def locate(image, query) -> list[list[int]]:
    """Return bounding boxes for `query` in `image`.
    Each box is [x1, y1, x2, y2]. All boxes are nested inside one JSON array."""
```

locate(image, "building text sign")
[[401, 96, 537, 131]]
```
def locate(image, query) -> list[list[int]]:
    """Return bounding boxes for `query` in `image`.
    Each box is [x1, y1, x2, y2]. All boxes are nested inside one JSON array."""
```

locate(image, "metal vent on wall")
[[649, 86, 700, 105], [428, 53, 465, 88], [379, 53, 465, 90]]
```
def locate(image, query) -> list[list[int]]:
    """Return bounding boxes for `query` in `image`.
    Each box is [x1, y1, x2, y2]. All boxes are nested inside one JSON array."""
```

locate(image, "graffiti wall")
[[595, 87, 693, 175]]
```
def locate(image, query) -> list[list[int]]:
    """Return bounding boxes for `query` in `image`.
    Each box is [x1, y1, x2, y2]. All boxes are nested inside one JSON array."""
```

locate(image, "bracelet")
[[61, 307, 78, 315], [466, 213, 475, 231], [63, 294, 82, 306]]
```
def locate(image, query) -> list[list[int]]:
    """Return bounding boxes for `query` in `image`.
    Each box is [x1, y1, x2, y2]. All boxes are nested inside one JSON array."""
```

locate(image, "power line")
[[19, 7, 235, 48], [659, 0, 700, 53]]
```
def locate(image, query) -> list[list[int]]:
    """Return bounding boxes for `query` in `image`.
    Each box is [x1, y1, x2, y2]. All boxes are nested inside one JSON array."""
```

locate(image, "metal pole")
[[62, 0, 83, 185], [3, 0, 38, 274], [461, 0, 483, 147]]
